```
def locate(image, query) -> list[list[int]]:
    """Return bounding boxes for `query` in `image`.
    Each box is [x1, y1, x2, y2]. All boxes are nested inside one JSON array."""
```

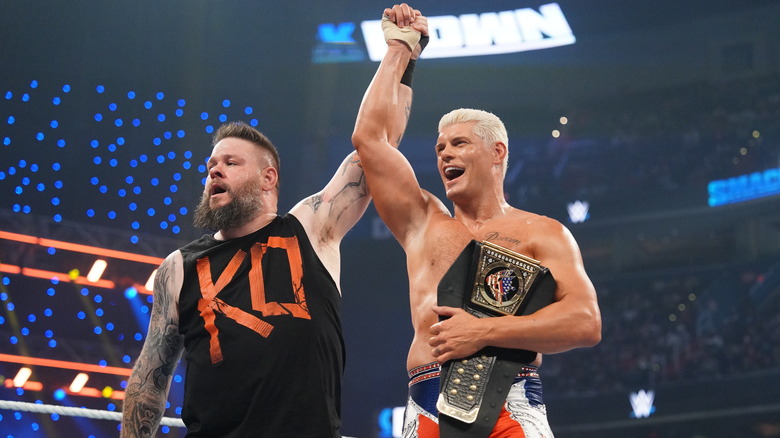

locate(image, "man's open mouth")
[[444, 166, 465, 180]]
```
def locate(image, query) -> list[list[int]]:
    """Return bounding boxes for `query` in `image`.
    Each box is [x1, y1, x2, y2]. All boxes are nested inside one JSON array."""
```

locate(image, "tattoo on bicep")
[[484, 231, 522, 246], [122, 259, 183, 437], [304, 194, 324, 213]]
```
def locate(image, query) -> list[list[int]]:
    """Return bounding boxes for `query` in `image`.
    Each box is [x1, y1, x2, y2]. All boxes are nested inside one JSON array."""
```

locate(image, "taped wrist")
[[381, 15, 421, 51], [400, 59, 416, 87]]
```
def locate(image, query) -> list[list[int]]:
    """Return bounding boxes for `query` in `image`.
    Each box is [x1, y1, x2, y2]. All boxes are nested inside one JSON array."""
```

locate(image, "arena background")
[[1, 1, 780, 437]]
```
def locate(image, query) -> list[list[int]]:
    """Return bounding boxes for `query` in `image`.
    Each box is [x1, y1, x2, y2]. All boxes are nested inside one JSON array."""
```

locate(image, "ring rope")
[[0, 399, 185, 427]]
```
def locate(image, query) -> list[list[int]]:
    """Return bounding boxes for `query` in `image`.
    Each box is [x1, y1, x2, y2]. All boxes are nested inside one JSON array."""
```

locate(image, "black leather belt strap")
[[436, 240, 556, 438]]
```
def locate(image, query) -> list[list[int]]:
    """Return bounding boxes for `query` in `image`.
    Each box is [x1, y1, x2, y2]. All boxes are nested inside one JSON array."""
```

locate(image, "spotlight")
[[87, 259, 108, 282]]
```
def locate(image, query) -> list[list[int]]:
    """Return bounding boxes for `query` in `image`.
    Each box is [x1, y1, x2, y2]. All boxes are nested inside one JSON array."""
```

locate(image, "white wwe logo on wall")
[[629, 389, 656, 418], [567, 200, 589, 223]]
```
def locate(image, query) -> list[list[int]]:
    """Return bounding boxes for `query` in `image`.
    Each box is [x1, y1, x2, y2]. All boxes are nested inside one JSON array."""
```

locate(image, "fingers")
[[384, 3, 419, 28], [432, 305, 459, 317]]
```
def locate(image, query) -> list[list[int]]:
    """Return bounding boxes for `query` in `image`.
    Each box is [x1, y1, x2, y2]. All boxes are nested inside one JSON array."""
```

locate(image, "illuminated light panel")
[[13, 367, 32, 387], [4, 378, 43, 391], [0, 264, 116, 289], [0, 230, 164, 265], [86, 259, 108, 282], [0, 353, 132, 376], [69, 372, 89, 393]]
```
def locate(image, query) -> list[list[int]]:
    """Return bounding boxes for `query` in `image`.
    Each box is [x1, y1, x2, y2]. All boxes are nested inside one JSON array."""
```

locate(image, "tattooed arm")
[[121, 251, 184, 438]]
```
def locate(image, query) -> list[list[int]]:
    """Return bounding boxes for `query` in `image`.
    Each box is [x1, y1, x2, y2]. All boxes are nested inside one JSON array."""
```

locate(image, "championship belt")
[[436, 240, 556, 438]]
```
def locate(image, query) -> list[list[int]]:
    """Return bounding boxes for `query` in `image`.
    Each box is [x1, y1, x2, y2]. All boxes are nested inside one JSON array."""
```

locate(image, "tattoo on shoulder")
[[304, 194, 324, 213], [483, 231, 522, 246]]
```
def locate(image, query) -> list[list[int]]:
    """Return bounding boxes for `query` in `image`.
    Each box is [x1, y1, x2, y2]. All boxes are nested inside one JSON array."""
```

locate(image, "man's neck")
[[214, 212, 278, 241]]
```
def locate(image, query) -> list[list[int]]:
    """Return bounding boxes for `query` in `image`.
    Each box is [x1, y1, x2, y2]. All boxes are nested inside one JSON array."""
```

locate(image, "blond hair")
[[438, 108, 509, 175]]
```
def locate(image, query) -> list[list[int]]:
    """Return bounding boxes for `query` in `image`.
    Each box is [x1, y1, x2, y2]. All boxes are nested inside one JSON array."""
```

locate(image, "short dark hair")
[[212, 121, 281, 178]]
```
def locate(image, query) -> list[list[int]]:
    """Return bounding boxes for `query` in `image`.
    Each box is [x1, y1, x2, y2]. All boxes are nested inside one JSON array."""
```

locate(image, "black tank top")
[[177, 214, 344, 437]]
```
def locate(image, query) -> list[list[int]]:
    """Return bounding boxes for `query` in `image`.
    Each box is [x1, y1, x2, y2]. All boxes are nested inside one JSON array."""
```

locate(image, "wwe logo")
[[567, 200, 590, 223], [629, 389, 656, 418]]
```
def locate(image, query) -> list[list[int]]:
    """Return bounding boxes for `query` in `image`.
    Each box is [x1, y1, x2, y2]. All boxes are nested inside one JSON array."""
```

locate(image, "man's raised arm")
[[351, 4, 430, 245], [121, 252, 184, 438]]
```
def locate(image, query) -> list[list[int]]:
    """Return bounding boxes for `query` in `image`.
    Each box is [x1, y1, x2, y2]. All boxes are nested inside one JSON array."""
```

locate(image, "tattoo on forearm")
[[122, 259, 183, 438], [484, 231, 522, 246]]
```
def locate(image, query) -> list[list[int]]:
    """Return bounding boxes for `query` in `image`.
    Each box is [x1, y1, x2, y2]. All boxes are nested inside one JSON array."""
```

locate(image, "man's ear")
[[261, 166, 279, 191], [493, 141, 507, 165]]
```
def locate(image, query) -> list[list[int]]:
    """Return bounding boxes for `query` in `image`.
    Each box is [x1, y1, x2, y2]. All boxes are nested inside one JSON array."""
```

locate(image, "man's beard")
[[193, 180, 264, 231]]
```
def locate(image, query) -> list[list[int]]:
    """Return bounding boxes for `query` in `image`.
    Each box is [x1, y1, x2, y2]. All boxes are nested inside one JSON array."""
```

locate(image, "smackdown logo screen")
[[312, 2, 575, 63]]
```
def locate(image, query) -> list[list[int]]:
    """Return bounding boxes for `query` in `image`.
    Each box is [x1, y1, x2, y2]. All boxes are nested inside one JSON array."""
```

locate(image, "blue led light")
[[117, 137, 125, 145], [175, 109, 184, 117], [133, 186, 141, 194], [48, 339, 57, 348], [167, 151, 176, 159], [7, 115, 14, 124], [144, 101, 152, 109], [179, 207, 188, 215], [22, 93, 30, 101], [147, 208, 156, 216], [222, 99, 231, 107], [153, 137, 161, 146], [177, 98, 186, 107], [156, 92, 164, 100], [151, 177, 159, 186], [53, 214, 62, 222], [10, 336, 18, 344], [86, 208, 95, 217], [54, 180, 63, 188], [21, 327, 29, 335], [77, 311, 86, 319], [219, 114, 227, 122], [28, 314, 36, 323], [94, 295, 102, 303], [130, 235, 139, 244], [168, 213, 176, 222], [123, 355, 132, 363], [8, 166, 16, 175], [130, 159, 138, 167], [128, 202, 137, 211], [15, 186, 23, 195], [94, 327, 102, 334], [115, 118, 123, 127], [160, 221, 168, 230], [163, 131, 172, 139], [30, 80, 38, 88], [44, 307, 53, 315], [183, 161, 191, 169], [250, 118, 259, 126], [133, 118, 141, 126], [63, 84, 71, 92], [124, 287, 138, 299], [172, 225, 181, 234], [169, 184, 178, 193], [118, 189, 126, 197], [139, 154, 148, 162], [22, 205, 31, 214], [81, 288, 89, 296], [52, 162, 61, 171], [0, 172, 5, 180], [90, 176, 99, 185], [157, 114, 166, 122], [46, 288, 55, 296], [108, 144, 116, 152], [134, 333, 143, 341], [106, 322, 114, 331], [127, 91, 136, 99], [206, 125, 214, 134], [109, 103, 117, 111], [200, 112, 208, 120], [37, 183, 45, 191], [51, 196, 60, 204], [53, 96, 61, 104], [45, 330, 53, 338], [96, 85, 105, 93], [53, 389, 66, 401], [12, 204, 21, 212], [5, 91, 11, 99], [110, 159, 118, 167], [163, 197, 172, 205], [157, 155, 165, 163], [245, 106, 253, 114], [99, 185, 108, 193], [131, 221, 140, 230], [95, 113, 103, 121], [50, 120, 58, 128], [3, 137, 9, 145], [91, 139, 99, 148], [107, 210, 117, 219], [36, 132, 45, 140]]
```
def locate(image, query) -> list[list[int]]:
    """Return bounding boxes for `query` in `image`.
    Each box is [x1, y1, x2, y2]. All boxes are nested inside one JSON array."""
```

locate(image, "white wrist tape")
[[381, 15, 421, 51]]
